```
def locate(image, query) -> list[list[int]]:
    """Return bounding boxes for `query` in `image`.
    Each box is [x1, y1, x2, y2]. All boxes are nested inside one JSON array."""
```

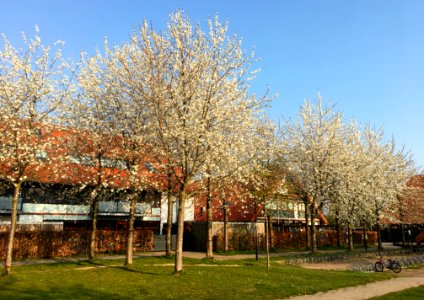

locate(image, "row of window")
[[12, 149, 156, 173], [67, 154, 155, 173], [67, 155, 127, 170]]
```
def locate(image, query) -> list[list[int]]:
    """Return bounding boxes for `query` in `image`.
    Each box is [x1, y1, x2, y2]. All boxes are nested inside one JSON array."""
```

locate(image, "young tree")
[[360, 127, 415, 250], [284, 173, 311, 248], [117, 11, 267, 273], [0, 29, 74, 274], [201, 116, 277, 259], [282, 98, 343, 253], [324, 121, 369, 250], [164, 170, 177, 256], [60, 114, 124, 261], [396, 175, 423, 245], [249, 159, 284, 267], [64, 47, 136, 261]]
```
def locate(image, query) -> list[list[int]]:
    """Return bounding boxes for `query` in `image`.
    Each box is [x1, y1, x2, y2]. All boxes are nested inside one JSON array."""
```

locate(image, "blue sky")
[[1, 0, 423, 169]]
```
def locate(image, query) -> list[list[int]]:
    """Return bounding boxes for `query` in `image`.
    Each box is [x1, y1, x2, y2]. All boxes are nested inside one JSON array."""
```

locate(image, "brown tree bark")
[[89, 198, 99, 261], [376, 221, 383, 250], [3, 183, 21, 275], [223, 206, 229, 252], [174, 190, 186, 274], [166, 189, 173, 256], [255, 220, 259, 261], [347, 224, 353, 251], [125, 193, 137, 266], [304, 201, 310, 248], [363, 225, 368, 252], [335, 211, 340, 248], [310, 205, 317, 253], [267, 214, 273, 250], [206, 176, 213, 259], [265, 213, 270, 268], [400, 223, 406, 247]]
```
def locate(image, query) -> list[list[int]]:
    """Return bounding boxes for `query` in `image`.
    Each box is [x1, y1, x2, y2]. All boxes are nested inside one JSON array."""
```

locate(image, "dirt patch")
[[300, 262, 350, 271]]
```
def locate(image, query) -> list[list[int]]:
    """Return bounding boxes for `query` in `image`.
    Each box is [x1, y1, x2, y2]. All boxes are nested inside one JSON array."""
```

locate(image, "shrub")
[[0, 229, 154, 259]]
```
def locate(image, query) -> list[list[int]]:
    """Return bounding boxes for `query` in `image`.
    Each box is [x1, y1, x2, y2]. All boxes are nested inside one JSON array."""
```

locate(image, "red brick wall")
[[194, 191, 261, 223]]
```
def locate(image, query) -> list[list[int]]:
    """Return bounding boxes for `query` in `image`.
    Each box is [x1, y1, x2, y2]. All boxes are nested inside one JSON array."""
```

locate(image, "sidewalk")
[[12, 249, 345, 266], [12, 242, 402, 266], [287, 270, 424, 300]]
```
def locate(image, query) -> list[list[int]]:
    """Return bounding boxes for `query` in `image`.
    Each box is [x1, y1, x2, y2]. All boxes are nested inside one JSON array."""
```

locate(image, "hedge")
[[0, 229, 153, 259]]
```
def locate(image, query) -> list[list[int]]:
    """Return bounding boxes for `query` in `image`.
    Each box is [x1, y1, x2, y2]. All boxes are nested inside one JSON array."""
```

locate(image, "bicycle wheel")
[[391, 262, 401, 273], [375, 262, 384, 272]]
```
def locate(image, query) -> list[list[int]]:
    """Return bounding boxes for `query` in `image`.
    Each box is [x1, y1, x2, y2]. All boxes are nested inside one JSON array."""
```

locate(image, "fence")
[[272, 229, 377, 248], [213, 233, 266, 252], [0, 229, 154, 259], [212, 228, 377, 252]]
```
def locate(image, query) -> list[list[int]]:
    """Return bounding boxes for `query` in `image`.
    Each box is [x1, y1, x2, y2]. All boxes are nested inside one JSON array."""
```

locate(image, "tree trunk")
[[347, 224, 353, 251], [335, 211, 340, 248], [265, 213, 270, 268], [400, 223, 406, 247], [3, 183, 21, 275], [298, 221, 302, 247], [205, 176, 213, 259], [125, 194, 137, 266], [310, 205, 317, 253], [304, 201, 310, 248], [224, 206, 229, 252], [255, 219, 259, 261], [363, 226, 368, 252], [166, 189, 173, 256], [267, 214, 273, 250], [174, 190, 186, 274], [89, 199, 99, 261], [206, 178, 213, 259], [255, 201, 259, 261], [376, 222, 383, 250]]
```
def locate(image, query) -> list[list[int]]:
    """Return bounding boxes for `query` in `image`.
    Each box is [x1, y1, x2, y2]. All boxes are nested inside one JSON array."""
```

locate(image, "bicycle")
[[375, 256, 401, 273]]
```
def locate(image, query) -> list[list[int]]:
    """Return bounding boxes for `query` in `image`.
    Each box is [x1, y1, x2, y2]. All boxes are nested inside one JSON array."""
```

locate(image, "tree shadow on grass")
[[113, 265, 173, 276], [0, 283, 147, 299]]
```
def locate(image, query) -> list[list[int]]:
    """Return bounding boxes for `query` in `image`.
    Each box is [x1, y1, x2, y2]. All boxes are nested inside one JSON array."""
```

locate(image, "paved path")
[[11, 249, 344, 266], [287, 268, 424, 300], [12, 242, 401, 266], [288, 276, 424, 300]]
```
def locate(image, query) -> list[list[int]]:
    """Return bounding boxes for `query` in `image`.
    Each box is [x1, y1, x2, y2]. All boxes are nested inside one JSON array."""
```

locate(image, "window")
[[33, 128, 42, 136], [68, 155, 126, 169], [101, 158, 126, 170], [144, 162, 155, 173], [35, 150, 48, 161], [68, 155, 94, 166], [192, 173, 203, 181]]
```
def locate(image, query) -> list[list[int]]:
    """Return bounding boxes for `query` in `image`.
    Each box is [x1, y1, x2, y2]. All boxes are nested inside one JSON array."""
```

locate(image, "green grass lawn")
[[0, 256, 393, 299]]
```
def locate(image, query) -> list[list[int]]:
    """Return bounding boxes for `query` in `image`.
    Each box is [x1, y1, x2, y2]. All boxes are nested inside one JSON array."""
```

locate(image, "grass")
[[0, 256, 393, 299], [370, 285, 424, 299]]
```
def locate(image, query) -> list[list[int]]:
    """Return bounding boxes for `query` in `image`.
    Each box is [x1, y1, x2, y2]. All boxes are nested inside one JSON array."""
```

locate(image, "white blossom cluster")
[[0, 28, 76, 274], [1, 11, 418, 272], [282, 98, 415, 239], [69, 11, 272, 271]]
